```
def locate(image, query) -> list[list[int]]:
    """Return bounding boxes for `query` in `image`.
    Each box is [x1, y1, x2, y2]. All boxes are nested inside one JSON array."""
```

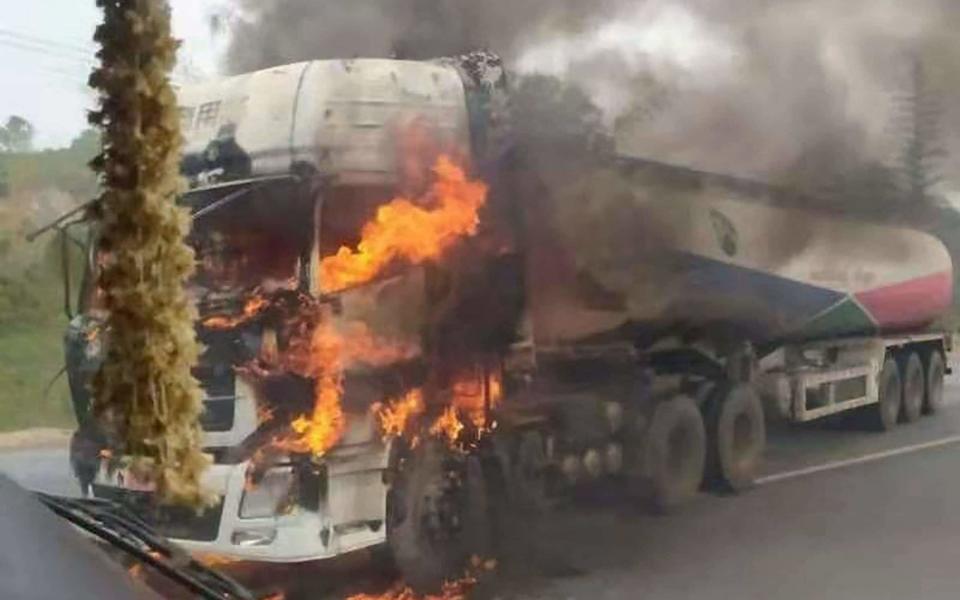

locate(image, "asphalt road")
[[494, 441, 960, 600], [5, 379, 960, 599], [0, 445, 74, 497], [477, 375, 960, 600]]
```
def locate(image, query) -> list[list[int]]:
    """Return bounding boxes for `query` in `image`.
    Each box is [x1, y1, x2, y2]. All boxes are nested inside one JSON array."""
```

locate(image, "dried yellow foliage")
[[88, 0, 211, 507]]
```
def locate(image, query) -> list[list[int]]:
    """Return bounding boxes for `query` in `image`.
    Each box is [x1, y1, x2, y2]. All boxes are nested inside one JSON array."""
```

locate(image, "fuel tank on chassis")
[[522, 159, 953, 350]]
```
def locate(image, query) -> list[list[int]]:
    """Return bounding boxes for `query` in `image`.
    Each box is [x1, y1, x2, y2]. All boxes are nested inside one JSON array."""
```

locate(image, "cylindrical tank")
[[523, 159, 953, 349]]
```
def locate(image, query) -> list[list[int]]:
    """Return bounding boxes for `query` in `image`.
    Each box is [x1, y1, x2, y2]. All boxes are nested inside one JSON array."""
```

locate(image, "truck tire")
[[386, 439, 492, 594], [641, 394, 706, 513], [873, 356, 902, 431], [704, 383, 766, 493], [898, 351, 924, 423], [510, 430, 549, 513], [924, 350, 946, 415]]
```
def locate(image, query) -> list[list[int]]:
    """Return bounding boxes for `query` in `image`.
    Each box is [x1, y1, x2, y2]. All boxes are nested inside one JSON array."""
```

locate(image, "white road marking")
[[757, 434, 960, 485]]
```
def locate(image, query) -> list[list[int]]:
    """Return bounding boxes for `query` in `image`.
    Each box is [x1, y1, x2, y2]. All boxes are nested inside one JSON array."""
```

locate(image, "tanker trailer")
[[494, 155, 954, 514]]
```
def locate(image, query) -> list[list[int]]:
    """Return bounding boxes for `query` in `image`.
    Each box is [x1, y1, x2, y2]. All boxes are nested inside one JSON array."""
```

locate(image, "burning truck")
[[54, 51, 953, 591]]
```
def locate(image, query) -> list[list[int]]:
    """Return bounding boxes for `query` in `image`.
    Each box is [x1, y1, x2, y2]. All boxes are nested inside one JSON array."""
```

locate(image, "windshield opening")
[[190, 180, 312, 303], [80, 180, 314, 318], [317, 185, 395, 257]]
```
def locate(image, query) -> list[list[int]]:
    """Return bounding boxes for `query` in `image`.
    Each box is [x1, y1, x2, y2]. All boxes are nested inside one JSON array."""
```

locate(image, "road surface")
[[4, 377, 960, 599], [489, 428, 960, 600], [0, 445, 73, 497]]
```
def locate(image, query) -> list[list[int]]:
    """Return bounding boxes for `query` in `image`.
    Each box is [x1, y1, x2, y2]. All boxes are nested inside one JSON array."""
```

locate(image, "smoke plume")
[[218, 1, 620, 69], [217, 0, 960, 190]]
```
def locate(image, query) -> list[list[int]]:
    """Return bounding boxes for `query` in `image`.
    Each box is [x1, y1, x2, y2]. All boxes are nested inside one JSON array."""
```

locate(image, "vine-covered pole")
[[89, 0, 210, 506]]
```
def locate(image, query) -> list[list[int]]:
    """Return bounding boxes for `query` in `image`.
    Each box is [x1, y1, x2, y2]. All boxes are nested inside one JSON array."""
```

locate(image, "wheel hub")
[[421, 469, 466, 543]]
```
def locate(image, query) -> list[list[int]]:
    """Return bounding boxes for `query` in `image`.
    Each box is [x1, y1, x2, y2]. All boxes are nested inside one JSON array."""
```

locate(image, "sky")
[[0, 0, 226, 149], [2, 0, 957, 208]]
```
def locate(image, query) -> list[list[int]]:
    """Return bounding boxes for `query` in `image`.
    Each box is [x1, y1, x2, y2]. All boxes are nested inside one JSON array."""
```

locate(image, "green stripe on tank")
[[796, 297, 877, 340]]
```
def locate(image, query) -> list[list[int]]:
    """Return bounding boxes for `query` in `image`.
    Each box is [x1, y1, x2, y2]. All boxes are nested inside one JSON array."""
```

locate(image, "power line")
[[33, 65, 92, 87], [0, 38, 96, 67], [0, 38, 93, 63], [0, 56, 91, 88], [0, 27, 94, 57]]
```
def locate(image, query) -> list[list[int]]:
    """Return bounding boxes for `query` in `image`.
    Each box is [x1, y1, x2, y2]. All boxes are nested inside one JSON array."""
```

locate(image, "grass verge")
[[0, 318, 75, 432]]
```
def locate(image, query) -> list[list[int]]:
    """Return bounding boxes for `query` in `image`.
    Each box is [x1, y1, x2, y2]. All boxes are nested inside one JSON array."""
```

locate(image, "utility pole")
[[897, 55, 945, 207]]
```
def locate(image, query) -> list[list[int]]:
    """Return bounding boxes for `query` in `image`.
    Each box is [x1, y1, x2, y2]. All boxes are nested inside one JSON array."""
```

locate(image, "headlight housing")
[[239, 467, 296, 519]]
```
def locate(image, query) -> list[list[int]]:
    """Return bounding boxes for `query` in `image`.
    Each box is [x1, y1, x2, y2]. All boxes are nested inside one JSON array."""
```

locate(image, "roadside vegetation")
[[0, 122, 97, 432]]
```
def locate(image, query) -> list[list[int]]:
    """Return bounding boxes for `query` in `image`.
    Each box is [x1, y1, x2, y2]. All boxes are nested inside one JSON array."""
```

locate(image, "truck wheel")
[[873, 356, 902, 431], [511, 431, 549, 512], [704, 383, 766, 493], [641, 394, 706, 513], [899, 352, 924, 423], [386, 439, 492, 593], [924, 350, 946, 415]]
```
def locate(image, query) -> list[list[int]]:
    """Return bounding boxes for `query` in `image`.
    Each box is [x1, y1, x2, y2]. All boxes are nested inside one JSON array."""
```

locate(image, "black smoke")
[[215, 0, 960, 193]]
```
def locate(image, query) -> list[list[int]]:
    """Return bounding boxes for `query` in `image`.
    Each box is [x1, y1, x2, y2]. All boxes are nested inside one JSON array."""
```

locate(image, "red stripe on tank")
[[854, 270, 953, 330]]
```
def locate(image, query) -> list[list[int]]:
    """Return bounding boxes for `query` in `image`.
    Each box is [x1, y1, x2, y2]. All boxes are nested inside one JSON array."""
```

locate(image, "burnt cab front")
[[79, 57, 487, 562]]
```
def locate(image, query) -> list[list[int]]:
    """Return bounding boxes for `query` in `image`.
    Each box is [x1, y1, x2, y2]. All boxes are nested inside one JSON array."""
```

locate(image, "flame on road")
[[345, 579, 473, 600], [194, 553, 239, 568], [346, 557, 495, 600]]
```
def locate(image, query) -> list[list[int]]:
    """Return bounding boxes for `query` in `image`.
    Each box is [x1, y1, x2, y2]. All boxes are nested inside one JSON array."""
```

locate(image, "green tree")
[[0, 116, 35, 153], [0, 161, 8, 198], [896, 56, 945, 206], [777, 122, 904, 219], [68, 128, 100, 156]]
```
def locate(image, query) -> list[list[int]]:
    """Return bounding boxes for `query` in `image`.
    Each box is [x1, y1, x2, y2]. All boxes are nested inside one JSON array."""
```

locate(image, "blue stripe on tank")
[[674, 252, 846, 321]]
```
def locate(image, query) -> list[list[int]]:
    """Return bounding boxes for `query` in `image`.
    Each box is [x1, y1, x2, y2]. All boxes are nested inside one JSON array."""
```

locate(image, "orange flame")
[[127, 550, 165, 579], [374, 369, 502, 449], [194, 553, 238, 568], [260, 327, 280, 364], [451, 368, 502, 430], [345, 579, 473, 600], [427, 368, 502, 448], [346, 556, 495, 600], [375, 388, 426, 439], [213, 155, 485, 458], [279, 319, 417, 456], [428, 406, 465, 447], [201, 278, 299, 331], [256, 401, 275, 425], [319, 155, 488, 293], [202, 295, 270, 330], [289, 378, 344, 457]]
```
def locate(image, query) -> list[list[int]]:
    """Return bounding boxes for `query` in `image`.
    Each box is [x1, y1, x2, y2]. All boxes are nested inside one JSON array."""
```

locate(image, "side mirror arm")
[[60, 229, 74, 319]]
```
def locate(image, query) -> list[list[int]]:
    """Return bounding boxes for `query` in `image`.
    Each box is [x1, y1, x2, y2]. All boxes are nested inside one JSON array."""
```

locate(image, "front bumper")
[[93, 459, 387, 563]]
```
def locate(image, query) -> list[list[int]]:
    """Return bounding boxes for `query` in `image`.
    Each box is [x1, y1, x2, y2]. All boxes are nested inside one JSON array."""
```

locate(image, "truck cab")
[[63, 54, 511, 566]]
